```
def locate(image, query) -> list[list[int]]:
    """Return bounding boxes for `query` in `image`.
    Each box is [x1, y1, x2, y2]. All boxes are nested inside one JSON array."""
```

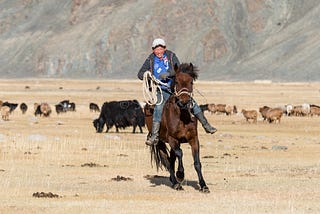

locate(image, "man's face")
[[153, 46, 166, 59]]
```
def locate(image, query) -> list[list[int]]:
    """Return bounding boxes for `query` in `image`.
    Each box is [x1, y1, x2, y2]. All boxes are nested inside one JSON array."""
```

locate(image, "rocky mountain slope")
[[1, 0, 320, 81]]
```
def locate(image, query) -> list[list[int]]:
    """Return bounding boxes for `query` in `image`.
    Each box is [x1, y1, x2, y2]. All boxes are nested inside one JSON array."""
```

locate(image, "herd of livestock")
[[1, 99, 320, 133], [0, 100, 77, 121], [200, 103, 320, 123], [0, 99, 146, 133]]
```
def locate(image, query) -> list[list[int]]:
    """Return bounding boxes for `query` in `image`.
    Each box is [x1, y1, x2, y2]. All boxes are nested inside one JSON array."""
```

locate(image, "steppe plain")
[[1, 79, 320, 213]]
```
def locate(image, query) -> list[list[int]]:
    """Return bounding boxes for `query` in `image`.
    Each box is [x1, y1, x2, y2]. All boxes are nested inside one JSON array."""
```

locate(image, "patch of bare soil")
[[32, 192, 61, 198], [0, 79, 320, 213]]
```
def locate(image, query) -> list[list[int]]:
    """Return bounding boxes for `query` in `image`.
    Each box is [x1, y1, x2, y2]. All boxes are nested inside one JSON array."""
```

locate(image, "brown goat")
[[1, 106, 10, 121], [225, 105, 237, 115], [259, 106, 271, 121], [225, 105, 232, 115], [310, 106, 320, 116], [265, 108, 283, 123], [291, 105, 309, 117], [208, 103, 236, 115], [40, 103, 52, 117], [241, 109, 258, 123], [34, 102, 52, 117], [214, 104, 227, 114], [207, 103, 217, 114]]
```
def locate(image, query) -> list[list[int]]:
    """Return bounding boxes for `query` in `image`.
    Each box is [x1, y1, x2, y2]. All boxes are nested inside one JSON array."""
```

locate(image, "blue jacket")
[[137, 50, 180, 81]]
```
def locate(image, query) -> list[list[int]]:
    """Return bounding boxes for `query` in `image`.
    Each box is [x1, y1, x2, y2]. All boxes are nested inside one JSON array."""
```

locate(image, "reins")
[[193, 88, 208, 103], [143, 70, 197, 107]]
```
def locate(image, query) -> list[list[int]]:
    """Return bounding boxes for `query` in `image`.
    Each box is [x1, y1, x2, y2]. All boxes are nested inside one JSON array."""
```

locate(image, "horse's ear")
[[174, 63, 179, 73], [189, 63, 193, 70]]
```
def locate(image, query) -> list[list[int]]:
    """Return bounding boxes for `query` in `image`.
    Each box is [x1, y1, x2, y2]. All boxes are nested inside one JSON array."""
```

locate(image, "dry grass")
[[1, 79, 320, 213]]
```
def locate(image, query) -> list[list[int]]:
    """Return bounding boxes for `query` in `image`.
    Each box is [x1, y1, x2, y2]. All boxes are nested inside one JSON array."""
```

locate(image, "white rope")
[[142, 71, 168, 105]]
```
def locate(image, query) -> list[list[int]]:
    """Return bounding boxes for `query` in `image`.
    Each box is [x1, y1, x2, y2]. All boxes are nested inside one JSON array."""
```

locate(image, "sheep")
[[285, 104, 293, 116], [302, 103, 311, 115], [241, 109, 258, 123]]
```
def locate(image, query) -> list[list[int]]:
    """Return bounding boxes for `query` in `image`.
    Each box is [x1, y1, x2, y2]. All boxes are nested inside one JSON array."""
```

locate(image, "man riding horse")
[[137, 38, 217, 146]]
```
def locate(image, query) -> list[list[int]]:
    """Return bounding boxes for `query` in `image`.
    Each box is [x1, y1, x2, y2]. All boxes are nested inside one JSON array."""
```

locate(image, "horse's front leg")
[[168, 140, 183, 190], [173, 146, 184, 183], [169, 148, 176, 183], [191, 138, 210, 193]]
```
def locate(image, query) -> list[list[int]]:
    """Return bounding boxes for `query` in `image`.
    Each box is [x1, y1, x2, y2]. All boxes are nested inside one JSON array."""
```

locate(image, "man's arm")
[[137, 57, 152, 80]]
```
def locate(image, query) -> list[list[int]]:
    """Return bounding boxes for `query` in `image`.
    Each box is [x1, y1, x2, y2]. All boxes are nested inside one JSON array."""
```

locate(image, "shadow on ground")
[[144, 174, 200, 190]]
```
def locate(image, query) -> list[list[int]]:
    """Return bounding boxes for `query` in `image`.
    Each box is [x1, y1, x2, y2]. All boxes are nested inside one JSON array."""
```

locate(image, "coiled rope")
[[142, 71, 168, 105]]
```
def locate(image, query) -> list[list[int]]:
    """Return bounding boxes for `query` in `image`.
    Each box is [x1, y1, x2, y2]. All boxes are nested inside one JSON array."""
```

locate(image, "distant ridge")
[[1, 0, 320, 82]]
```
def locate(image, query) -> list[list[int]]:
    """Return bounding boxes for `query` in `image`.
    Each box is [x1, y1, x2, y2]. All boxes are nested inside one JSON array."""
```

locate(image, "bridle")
[[174, 86, 194, 109], [174, 87, 192, 97]]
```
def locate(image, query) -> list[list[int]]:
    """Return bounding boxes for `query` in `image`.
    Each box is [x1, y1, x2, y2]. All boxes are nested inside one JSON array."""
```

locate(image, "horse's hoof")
[[172, 183, 184, 191], [199, 186, 210, 193], [176, 177, 184, 183], [176, 171, 184, 183]]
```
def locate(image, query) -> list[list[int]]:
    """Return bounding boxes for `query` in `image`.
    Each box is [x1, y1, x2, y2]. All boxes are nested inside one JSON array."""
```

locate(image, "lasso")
[[142, 71, 168, 105]]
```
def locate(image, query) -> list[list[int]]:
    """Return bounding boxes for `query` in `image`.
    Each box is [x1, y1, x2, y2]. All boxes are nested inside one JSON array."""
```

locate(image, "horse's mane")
[[178, 63, 199, 81]]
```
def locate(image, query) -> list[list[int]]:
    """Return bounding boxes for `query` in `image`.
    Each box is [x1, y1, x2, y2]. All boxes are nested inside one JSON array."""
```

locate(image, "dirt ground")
[[1, 79, 320, 213]]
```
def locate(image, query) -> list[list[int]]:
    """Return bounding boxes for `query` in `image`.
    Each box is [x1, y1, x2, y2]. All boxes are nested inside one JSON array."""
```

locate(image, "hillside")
[[1, 0, 320, 81]]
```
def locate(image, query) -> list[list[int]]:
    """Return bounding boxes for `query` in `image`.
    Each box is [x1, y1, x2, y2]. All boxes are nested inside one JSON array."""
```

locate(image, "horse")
[[146, 63, 210, 193]]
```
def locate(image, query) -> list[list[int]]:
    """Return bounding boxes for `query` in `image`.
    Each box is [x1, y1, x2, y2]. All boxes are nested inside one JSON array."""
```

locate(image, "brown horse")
[[146, 63, 210, 193]]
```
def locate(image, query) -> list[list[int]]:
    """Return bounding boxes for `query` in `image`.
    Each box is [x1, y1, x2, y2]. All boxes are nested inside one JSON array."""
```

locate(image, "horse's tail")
[[150, 141, 170, 171]]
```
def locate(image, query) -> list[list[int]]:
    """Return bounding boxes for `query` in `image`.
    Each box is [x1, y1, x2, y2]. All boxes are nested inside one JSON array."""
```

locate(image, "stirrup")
[[145, 136, 159, 146]]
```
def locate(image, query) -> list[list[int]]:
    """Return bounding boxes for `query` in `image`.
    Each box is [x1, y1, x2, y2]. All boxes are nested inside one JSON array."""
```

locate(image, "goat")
[[241, 109, 258, 123], [266, 108, 283, 123], [1, 106, 10, 121]]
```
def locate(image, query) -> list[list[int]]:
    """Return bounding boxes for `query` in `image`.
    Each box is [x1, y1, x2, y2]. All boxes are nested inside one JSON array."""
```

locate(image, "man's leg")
[[145, 91, 170, 146], [192, 99, 217, 134], [145, 120, 160, 146]]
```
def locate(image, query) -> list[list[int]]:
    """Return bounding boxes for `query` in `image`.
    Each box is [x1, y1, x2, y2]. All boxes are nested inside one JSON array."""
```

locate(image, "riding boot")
[[195, 112, 217, 134], [145, 122, 160, 146]]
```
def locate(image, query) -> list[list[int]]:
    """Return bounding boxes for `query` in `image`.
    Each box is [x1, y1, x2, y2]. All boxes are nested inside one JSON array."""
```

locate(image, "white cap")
[[152, 38, 166, 48]]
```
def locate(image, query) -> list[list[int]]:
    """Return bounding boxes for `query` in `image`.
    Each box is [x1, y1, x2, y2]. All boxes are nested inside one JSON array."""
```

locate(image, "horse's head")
[[173, 63, 199, 107]]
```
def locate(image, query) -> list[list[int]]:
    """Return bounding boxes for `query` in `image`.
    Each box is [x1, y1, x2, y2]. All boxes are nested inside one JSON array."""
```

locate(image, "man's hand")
[[159, 72, 170, 80]]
